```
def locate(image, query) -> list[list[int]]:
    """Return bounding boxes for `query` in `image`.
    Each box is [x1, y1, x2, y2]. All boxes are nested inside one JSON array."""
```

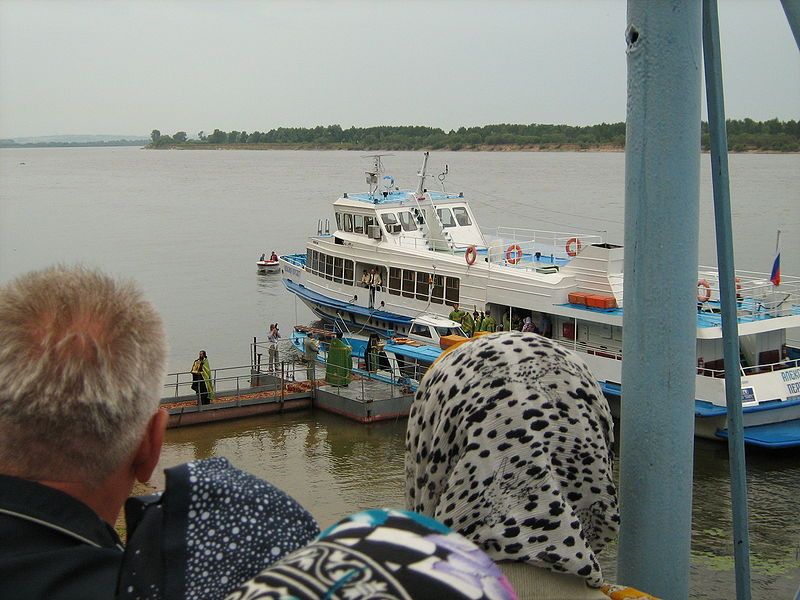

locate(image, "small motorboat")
[[257, 253, 281, 273]]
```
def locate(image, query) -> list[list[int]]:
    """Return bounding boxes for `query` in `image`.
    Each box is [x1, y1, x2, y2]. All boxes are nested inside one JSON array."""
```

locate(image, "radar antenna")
[[362, 153, 394, 198]]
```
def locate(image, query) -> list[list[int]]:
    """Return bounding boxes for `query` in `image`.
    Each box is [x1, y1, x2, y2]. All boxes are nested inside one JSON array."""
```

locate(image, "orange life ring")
[[465, 245, 477, 266], [697, 279, 711, 303], [506, 244, 523, 264], [565, 237, 583, 257]]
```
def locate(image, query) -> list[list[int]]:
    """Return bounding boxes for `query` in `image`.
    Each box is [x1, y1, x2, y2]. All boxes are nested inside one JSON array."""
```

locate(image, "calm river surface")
[[1, 147, 798, 598]]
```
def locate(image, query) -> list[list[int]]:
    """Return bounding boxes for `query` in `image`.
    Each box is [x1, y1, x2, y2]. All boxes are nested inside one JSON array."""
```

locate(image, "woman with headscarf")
[[224, 508, 518, 600], [406, 332, 621, 599], [522, 316, 537, 333]]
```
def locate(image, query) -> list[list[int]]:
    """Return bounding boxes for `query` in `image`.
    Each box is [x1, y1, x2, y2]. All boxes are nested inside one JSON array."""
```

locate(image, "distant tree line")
[[0, 139, 145, 148], [154, 118, 797, 153]]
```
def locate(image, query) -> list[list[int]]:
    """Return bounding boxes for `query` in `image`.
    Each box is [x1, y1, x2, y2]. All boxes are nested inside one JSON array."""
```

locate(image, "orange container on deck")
[[585, 294, 617, 309], [439, 334, 469, 350], [568, 292, 589, 305]]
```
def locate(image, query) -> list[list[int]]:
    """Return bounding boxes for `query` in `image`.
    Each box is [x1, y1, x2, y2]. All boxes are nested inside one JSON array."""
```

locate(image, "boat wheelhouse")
[[281, 153, 800, 448]]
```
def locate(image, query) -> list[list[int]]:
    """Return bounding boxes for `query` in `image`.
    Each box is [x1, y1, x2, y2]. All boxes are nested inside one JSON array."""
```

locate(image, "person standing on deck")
[[502, 310, 511, 332], [190, 350, 215, 405], [360, 269, 370, 288], [480, 311, 497, 332], [448, 302, 464, 324], [461, 310, 475, 337], [268, 323, 281, 372], [368, 268, 382, 309], [303, 333, 320, 383]]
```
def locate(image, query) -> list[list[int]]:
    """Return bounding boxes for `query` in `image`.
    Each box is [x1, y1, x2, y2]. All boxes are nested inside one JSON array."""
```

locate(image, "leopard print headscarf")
[[406, 332, 619, 587]]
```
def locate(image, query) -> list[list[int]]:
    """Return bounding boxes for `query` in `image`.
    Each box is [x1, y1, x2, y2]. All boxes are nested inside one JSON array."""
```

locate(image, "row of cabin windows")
[[387, 268, 459, 304], [436, 207, 472, 228], [333, 207, 471, 236], [307, 249, 355, 285], [334, 212, 418, 235]]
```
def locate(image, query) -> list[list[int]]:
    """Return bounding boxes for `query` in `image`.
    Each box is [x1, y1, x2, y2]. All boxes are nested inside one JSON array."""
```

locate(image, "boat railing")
[[696, 266, 799, 320], [557, 339, 624, 361], [484, 229, 604, 268], [162, 364, 274, 401]]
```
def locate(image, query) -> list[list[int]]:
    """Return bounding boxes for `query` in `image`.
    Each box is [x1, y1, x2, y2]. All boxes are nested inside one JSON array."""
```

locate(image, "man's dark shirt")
[[0, 474, 123, 600]]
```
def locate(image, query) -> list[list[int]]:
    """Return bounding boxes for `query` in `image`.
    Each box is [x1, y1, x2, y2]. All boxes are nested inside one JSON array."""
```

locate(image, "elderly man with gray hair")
[[0, 265, 168, 599]]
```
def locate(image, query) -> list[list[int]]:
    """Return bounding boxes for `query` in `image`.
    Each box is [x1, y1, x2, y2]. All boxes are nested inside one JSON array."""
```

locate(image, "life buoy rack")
[[565, 237, 583, 257], [506, 244, 523, 264], [465, 245, 478, 266], [697, 279, 712, 303]]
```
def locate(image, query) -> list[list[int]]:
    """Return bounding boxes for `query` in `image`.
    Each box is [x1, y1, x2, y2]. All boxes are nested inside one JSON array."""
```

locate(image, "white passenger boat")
[[280, 153, 800, 448]]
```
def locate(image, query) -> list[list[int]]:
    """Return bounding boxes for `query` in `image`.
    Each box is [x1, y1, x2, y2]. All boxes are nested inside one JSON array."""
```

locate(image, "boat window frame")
[[431, 274, 444, 304], [343, 213, 353, 232], [354, 214, 364, 234], [344, 259, 354, 285], [335, 213, 341, 230], [325, 254, 334, 280], [410, 323, 433, 338], [381, 212, 398, 226], [398, 211, 417, 232], [402, 269, 415, 298], [388, 267, 401, 295], [437, 207, 456, 228], [333, 256, 344, 283], [416, 271, 431, 300], [452, 207, 472, 226], [445, 276, 459, 304]]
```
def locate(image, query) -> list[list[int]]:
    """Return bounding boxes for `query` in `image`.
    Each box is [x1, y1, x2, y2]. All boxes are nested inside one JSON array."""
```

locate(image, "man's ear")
[[133, 408, 168, 483]]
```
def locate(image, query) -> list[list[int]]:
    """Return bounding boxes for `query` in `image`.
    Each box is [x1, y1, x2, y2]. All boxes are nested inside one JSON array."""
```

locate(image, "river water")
[[1, 147, 798, 598]]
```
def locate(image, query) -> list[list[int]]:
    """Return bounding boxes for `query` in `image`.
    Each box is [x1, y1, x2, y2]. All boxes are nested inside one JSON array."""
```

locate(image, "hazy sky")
[[0, 0, 797, 138]]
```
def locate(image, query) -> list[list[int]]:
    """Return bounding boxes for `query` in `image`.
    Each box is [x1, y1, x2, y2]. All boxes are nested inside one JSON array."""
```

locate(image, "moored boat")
[[280, 153, 800, 448]]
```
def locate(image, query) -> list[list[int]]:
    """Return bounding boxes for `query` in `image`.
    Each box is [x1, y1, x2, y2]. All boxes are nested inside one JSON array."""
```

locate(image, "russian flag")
[[770, 251, 781, 286]]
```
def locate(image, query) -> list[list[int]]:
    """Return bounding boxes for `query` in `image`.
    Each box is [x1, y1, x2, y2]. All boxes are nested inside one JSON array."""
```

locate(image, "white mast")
[[415, 151, 430, 196]]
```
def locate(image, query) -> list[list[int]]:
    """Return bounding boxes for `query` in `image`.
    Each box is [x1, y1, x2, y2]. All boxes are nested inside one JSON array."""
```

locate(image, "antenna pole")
[[415, 152, 430, 196]]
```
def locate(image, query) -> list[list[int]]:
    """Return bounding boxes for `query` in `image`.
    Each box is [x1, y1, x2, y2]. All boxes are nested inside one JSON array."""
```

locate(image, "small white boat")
[[257, 253, 281, 273]]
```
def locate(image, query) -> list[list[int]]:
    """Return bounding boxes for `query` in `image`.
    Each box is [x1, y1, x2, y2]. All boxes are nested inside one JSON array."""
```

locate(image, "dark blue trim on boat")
[[716, 419, 800, 449], [283, 279, 414, 326]]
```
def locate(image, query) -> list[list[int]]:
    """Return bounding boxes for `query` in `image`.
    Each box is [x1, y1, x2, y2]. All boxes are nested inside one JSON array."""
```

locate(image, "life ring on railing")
[[697, 279, 712, 303], [465, 245, 478, 266], [565, 237, 583, 257], [506, 244, 523, 264]]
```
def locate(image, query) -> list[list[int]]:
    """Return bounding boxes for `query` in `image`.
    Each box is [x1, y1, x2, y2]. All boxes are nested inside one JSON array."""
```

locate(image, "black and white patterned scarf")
[[406, 332, 619, 587]]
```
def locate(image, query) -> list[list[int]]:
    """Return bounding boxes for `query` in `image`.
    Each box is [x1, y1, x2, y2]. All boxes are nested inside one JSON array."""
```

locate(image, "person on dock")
[[479, 311, 497, 332], [267, 323, 281, 372], [190, 350, 215, 405], [303, 333, 320, 383], [224, 509, 517, 600], [406, 332, 626, 600], [0, 265, 169, 600]]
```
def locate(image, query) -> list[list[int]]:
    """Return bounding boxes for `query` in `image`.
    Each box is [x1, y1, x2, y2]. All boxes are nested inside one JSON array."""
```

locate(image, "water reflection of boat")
[[280, 153, 800, 448]]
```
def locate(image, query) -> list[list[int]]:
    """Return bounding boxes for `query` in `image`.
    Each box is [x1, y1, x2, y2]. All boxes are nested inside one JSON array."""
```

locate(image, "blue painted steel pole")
[[702, 2, 752, 598], [781, 0, 800, 50], [618, 3, 700, 598]]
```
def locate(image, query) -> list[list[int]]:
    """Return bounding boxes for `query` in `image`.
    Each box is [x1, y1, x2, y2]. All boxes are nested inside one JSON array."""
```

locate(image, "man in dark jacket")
[[0, 266, 168, 600]]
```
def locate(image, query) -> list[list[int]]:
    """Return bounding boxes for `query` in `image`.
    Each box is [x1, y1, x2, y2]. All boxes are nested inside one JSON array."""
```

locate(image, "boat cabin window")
[[402, 270, 415, 298], [335, 213, 341, 230], [410, 323, 432, 338], [398, 211, 417, 232], [364, 216, 374, 234], [389, 267, 401, 295], [381, 213, 398, 226], [452, 207, 472, 226], [306, 249, 354, 285], [431, 274, 444, 304], [354, 215, 364, 234], [445, 276, 460, 304], [416, 271, 431, 300], [343, 213, 353, 232], [437, 208, 456, 228], [435, 325, 465, 337]]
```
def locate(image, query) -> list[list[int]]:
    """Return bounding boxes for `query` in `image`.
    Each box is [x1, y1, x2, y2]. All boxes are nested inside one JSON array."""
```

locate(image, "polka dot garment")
[[405, 332, 619, 588], [118, 457, 319, 600]]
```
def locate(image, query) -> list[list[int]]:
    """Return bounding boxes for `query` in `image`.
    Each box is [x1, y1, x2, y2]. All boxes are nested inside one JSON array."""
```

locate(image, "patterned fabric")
[[118, 457, 319, 600], [224, 508, 518, 600], [406, 332, 619, 588]]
